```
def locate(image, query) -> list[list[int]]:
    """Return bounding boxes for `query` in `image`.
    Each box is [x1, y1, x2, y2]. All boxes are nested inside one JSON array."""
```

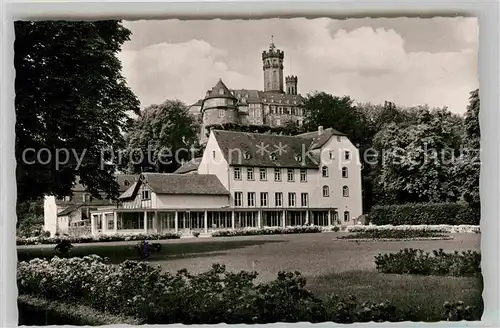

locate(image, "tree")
[[454, 89, 480, 206], [15, 21, 140, 202], [372, 107, 464, 204], [303, 92, 368, 144], [121, 100, 200, 173]]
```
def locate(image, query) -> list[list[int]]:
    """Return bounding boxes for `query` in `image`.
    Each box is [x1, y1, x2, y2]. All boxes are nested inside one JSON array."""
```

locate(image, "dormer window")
[[270, 153, 277, 161], [142, 189, 150, 200], [295, 154, 302, 162], [219, 89, 224, 95], [124, 180, 130, 187], [244, 152, 251, 160]]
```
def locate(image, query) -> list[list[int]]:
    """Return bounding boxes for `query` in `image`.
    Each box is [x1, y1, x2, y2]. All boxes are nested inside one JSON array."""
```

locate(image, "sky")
[[118, 17, 478, 114]]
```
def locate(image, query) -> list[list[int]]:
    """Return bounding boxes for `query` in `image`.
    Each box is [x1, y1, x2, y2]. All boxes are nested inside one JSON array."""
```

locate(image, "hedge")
[[347, 225, 480, 233], [368, 203, 480, 226], [18, 255, 480, 323], [375, 248, 481, 277]]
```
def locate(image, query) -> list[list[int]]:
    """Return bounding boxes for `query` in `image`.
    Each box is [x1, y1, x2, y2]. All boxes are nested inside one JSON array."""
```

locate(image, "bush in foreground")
[[212, 226, 323, 237], [16, 231, 181, 245], [17, 255, 479, 323], [368, 203, 480, 226], [375, 248, 481, 277], [339, 229, 449, 240]]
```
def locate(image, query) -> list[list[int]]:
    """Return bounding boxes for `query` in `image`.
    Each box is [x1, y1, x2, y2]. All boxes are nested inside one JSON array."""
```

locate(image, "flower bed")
[[375, 248, 481, 277], [17, 256, 479, 323], [211, 226, 323, 237], [347, 225, 480, 234], [338, 229, 450, 240], [16, 232, 181, 246]]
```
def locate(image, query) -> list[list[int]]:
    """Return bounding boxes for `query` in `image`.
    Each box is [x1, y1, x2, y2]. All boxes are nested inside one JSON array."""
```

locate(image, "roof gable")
[[119, 173, 229, 199], [212, 130, 320, 168]]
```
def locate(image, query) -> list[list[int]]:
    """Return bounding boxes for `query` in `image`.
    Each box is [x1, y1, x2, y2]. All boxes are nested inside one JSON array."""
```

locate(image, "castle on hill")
[[188, 38, 306, 144]]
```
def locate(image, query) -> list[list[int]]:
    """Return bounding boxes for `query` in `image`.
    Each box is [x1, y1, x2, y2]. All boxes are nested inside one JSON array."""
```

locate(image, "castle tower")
[[200, 78, 239, 143], [285, 75, 298, 95], [262, 36, 284, 93]]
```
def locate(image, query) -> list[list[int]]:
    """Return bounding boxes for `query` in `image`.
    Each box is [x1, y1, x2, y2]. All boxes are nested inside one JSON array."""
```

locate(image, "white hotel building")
[[44, 127, 362, 237]]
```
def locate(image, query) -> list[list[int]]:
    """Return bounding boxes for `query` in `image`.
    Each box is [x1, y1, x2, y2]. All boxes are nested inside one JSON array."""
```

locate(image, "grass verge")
[[308, 270, 483, 321]]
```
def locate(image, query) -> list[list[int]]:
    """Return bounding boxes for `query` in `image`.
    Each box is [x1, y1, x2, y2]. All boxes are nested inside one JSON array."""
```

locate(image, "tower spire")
[[270, 35, 275, 50]]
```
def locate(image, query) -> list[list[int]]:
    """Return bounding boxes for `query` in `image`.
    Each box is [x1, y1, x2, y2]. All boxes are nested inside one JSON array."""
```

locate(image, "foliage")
[[204, 122, 305, 136], [17, 256, 480, 323], [375, 248, 481, 277], [212, 226, 323, 237], [121, 99, 200, 173], [16, 231, 181, 245], [368, 203, 480, 226], [339, 229, 449, 240], [18, 294, 143, 326], [372, 107, 464, 204], [54, 240, 73, 256], [15, 20, 140, 202], [452, 89, 480, 207], [192, 231, 201, 238], [135, 240, 162, 259], [16, 200, 47, 235], [443, 301, 477, 321]]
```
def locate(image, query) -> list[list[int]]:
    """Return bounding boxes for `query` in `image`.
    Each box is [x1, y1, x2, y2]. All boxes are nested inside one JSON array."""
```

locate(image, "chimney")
[[318, 126, 324, 135]]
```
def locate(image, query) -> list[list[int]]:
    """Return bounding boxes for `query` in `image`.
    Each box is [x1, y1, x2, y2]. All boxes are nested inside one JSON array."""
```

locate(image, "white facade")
[[83, 128, 363, 237], [198, 130, 362, 225]]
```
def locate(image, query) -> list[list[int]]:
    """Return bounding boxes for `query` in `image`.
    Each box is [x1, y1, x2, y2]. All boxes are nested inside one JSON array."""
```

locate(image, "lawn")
[[17, 232, 482, 320]]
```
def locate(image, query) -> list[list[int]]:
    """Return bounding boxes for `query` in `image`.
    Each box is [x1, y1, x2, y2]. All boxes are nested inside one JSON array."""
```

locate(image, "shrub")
[[134, 241, 162, 259], [54, 240, 73, 256], [17, 231, 181, 245], [374, 248, 481, 277], [17, 256, 479, 323], [212, 226, 323, 237], [339, 229, 449, 240], [368, 203, 480, 226]]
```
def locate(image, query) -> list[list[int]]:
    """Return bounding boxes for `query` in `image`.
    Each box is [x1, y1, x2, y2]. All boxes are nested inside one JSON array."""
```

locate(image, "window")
[[342, 167, 348, 178], [270, 153, 277, 160], [295, 154, 302, 162], [219, 89, 224, 95], [218, 109, 224, 117], [343, 186, 349, 197], [288, 193, 296, 207], [212, 150, 216, 159], [275, 192, 283, 207], [322, 166, 329, 177], [287, 169, 295, 182], [234, 167, 241, 180], [344, 211, 350, 222], [329, 151, 334, 160], [142, 190, 150, 200], [345, 151, 351, 160], [260, 192, 268, 207], [300, 169, 307, 182], [247, 168, 254, 180], [337, 136, 342, 142], [64, 196, 72, 202], [322, 186, 329, 197], [301, 193, 308, 207], [124, 180, 130, 186], [244, 152, 251, 159], [276, 118, 281, 126], [260, 168, 267, 181], [234, 192, 243, 207], [274, 168, 281, 181], [248, 192, 255, 207]]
